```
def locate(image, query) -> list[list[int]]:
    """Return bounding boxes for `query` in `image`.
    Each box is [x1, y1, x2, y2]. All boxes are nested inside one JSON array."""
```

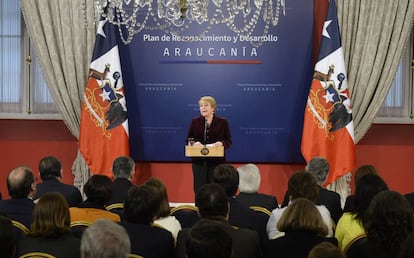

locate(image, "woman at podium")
[[186, 96, 232, 193]]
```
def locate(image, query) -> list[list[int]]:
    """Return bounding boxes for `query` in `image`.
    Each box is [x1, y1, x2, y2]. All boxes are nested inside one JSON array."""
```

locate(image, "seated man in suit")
[[0, 166, 36, 228], [34, 156, 82, 207], [175, 183, 262, 258], [0, 215, 17, 258], [236, 163, 278, 211], [281, 157, 342, 224], [107, 155, 135, 206], [120, 185, 174, 258], [213, 164, 268, 242]]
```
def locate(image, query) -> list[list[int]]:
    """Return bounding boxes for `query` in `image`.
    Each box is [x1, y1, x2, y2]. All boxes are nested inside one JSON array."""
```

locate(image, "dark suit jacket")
[[343, 194, 355, 212], [175, 219, 263, 258], [18, 233, 81, 258], [236, 192, 279, 211], [346, 237, 394, 258], [34, 178, 82, 207], [107, 178, 133, 205], [281, 186, 343, 223], [0, 198, 35, 228], [263, 231, 338, 258], [404, 192, 414, 209], [228, 197, 268, 242], [119, 221, 174, 258], [186, 115, 232, 148]]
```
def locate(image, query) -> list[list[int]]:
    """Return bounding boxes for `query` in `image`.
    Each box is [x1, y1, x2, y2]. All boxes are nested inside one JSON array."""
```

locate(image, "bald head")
[[7, 166, 35, 199]]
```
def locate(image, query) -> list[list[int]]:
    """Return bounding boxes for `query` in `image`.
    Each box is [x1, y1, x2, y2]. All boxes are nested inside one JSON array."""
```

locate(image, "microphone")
[[204, 120, 209, 144]]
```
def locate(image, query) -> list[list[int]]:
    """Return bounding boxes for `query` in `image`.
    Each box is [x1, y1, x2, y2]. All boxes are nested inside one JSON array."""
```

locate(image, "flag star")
[[99, 88, 111, 101], [323, 91, 335, 103], [97, 19, 107, 38], [322, 20, 332, 39]]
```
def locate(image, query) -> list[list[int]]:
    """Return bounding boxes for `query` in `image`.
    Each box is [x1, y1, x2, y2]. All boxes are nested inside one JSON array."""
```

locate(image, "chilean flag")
[[79, 18, 130, 177], [301, 0, 356, 185]]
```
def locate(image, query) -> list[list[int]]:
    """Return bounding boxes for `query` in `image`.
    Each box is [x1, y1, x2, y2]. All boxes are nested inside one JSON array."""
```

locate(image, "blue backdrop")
[[120, 0, 314, 162]]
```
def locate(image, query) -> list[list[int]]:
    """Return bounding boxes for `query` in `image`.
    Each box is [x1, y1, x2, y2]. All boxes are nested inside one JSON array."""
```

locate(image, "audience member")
[[213, 163, 267, 241], [404, 192, 414, 209], [145, 177, 182, 241], [120, 185, 174, 258], [281, 157, 342, 223], [267, 170, 333, 239], [335, 174, 388, 251], [0, 215, 17, 258], [343, 165, 378, 212], [81, 219, 131, 258], [264, 198, 338, 258], [0, 166, 36, 228], [18, 192, 81, 258], [70, 175, 120, 224], [348, 190, 414, 258], [175, 183, 263, 258], [399, 230, 414, 258], [107, 155, 135, 205], [236, 163, 278, 211], [308, 241, 345, 258], [186, 219, 233, 258], [34, 156, 82, 207]]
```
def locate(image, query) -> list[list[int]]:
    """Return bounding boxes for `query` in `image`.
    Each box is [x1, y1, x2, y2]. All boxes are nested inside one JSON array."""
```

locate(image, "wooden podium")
[[185, 146, 224, 157]]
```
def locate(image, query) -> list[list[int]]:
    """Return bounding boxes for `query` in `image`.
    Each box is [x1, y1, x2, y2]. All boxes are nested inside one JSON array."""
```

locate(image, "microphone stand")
[[203, 120, 208, 183]]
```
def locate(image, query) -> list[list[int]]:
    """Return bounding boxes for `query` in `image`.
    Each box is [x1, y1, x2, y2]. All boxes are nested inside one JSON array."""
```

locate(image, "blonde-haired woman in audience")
[[18, 192, 81, 258], [145, 177, 182, 241], [264, 198, 338, 258]]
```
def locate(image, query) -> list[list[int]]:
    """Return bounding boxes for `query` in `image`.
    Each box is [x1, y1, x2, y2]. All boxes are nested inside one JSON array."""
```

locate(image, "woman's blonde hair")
[[277, 198, 328, 236], [199, 96, 217, 111]]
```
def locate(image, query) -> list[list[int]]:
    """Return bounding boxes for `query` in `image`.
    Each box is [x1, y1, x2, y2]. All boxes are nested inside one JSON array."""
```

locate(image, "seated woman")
[[145, 177, 182, 241], [17, 192, 81, 258], [348, 190, 414, 258], [264, 198, 338, 258], [335, 174, 388, 251], [343, 165, 379, 212], [69, 175, 120, 224], [267, 171, 333, 239]]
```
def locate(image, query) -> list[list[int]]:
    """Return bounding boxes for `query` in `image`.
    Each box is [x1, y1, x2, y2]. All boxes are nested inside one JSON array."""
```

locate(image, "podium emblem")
[[200, 147, 210, 155]]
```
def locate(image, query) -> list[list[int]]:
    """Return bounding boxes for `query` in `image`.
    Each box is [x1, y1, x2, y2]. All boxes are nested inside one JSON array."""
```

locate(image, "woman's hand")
[[214, 141, 223, 147]]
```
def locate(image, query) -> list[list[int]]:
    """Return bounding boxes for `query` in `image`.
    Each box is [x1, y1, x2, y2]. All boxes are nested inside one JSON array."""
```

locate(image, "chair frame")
[[105, 203, 124, 211], [70, 221, 92, 227], [12, 220, 29, 234], [249, 206, 272, 216], [170, 204, 198, 214], [343, 233, 367, 254], [19, 252, 56, 258]]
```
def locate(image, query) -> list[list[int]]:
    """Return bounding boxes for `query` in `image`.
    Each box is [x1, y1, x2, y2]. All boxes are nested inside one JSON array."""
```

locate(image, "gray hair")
[[237, 163, 261, 193], [305, 157, 329, 185], [81, 219, 130, 258], [112, 156, 135, 179]]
